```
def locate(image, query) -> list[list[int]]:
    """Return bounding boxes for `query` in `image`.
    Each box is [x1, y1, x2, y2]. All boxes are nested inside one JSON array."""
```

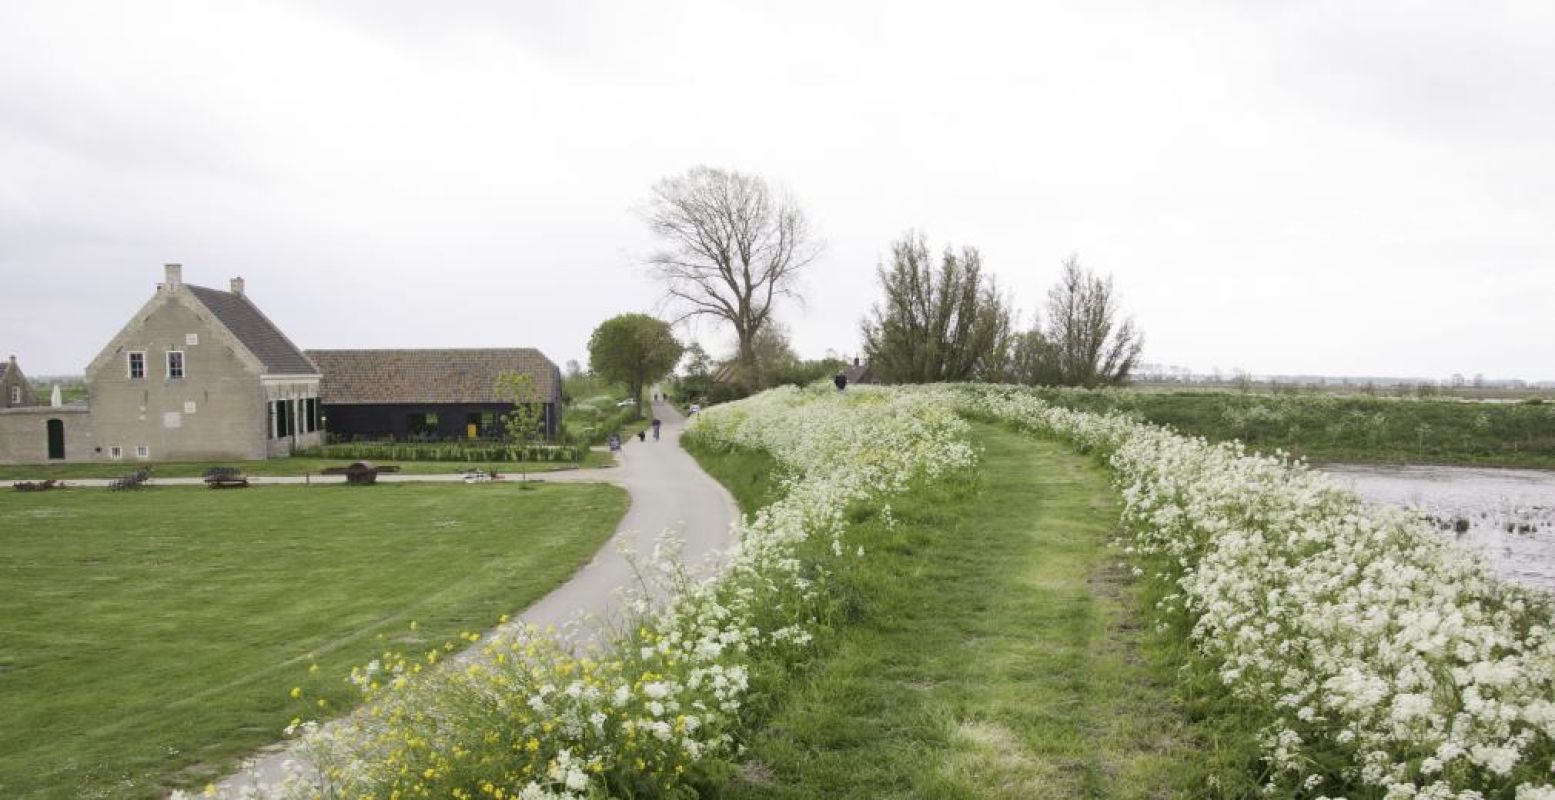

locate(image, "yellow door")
[[467, 423, 478, 439]]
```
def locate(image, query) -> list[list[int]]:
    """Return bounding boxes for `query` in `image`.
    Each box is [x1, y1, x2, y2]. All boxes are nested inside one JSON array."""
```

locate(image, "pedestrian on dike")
[[608, 432, 621, 453], [651, 418, 662, 440], [637, 430, 646, 442], [834, 372, 848, 392]]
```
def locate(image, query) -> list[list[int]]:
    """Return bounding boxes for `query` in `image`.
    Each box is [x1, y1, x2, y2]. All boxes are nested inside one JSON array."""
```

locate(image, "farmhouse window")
[[167, 350, 185, 380], [8, 386, 17, 404], [109, 445, 122, 460], [272, 399, 293, 438], [128, 351, 146, 379], [135, 445, 149, 459]]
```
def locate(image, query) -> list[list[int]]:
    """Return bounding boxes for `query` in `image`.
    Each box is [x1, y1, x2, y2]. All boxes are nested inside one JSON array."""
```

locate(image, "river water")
[[1318, 464, 1555, 593]]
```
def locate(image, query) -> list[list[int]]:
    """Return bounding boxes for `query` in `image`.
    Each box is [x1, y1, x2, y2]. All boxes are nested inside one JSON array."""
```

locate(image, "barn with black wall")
[[307, 348, 563, 441]]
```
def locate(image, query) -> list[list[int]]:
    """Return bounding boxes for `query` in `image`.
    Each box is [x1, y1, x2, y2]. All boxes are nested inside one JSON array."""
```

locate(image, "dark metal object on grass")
[[320, 461, 402, 486]]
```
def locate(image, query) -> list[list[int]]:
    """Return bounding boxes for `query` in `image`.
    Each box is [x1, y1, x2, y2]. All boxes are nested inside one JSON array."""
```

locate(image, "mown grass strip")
[[696, 420, 1212, 799], [0, 482, 625, 800], [0, 451, 613, 480]]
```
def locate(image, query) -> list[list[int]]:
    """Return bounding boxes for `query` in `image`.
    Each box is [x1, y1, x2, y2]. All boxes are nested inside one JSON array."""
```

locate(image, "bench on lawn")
[[202, 467, 250, 489], [320, 461, 401, 486], [108, 468, 151, 491]]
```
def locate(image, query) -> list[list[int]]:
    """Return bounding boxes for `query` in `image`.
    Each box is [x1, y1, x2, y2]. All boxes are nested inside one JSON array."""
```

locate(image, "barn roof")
[[306, 349, 560, 405], [187, 285, 317, 375]]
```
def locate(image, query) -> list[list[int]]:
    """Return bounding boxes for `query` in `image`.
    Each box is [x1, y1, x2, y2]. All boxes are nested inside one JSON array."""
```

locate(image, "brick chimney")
[[230, 276, 245, 296], [163, 263, 183, 290]]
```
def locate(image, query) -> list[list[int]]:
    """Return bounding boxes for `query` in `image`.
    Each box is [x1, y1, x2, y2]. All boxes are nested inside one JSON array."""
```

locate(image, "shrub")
[[300, 442, 581, 463]]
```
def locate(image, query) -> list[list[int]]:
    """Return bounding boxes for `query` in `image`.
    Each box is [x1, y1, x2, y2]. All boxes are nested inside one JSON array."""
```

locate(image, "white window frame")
[[8, 386, 18, 404], [109, 446, 123, 460], [185, 333, 199, 346], [128, 351, 146, 380], [167, 350, 185, 380], [135, 445, 149, 459]]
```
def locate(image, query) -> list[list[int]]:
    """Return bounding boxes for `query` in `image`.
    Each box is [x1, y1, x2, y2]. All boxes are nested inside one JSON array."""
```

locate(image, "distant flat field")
[[0, 482, 626, 800], [0, 450, 612, 480]]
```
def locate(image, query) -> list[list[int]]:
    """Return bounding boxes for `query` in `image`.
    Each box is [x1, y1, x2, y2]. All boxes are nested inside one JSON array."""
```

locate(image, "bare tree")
[[861, 231, 1014, 383], [643, 166, 821, 390], [1035, 255, 1143, 387]]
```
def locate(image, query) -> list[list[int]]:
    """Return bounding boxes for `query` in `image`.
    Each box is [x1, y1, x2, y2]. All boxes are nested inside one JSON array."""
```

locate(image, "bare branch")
[[640, 166, 823, 389]]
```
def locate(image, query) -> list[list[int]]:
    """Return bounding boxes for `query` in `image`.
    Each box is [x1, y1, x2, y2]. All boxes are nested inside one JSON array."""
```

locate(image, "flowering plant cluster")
[[198, 385, 972, 800], [954, 384, 1555, 800]]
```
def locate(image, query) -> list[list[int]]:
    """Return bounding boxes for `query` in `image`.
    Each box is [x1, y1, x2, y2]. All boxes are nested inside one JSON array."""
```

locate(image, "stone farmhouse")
[[0, 264, 566, 465], [305, 349, 562, 441], [0, 265, 323, 463]]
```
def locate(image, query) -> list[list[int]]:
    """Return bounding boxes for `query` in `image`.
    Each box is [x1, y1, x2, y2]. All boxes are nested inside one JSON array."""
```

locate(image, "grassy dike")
[[690, 420, 1227, 799]]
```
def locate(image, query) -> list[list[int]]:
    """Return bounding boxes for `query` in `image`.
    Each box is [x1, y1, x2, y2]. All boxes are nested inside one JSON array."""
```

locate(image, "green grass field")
[[692, 422, 1218, 798], [0, 450, 613, 480], [0, 482, 626, 799], [1031, 387, 1555, 468]]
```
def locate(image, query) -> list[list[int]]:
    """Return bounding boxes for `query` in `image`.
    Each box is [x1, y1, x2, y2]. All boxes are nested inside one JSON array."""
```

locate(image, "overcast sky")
[[3, 1, 1552, 380]]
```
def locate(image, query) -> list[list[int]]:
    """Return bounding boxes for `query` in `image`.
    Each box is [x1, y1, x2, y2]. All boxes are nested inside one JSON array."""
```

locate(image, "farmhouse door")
[[46, 418, 65, 460]]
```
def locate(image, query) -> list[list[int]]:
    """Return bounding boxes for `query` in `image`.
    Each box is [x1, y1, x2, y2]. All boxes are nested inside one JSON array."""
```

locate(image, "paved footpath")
[[211, 398, 740, 795]]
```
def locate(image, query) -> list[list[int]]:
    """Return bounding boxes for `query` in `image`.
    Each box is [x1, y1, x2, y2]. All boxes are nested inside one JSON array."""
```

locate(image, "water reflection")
[[1318, 464, 1555, 592]]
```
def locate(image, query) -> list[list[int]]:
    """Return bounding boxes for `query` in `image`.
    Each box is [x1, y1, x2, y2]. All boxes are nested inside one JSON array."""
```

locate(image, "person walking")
[[651, 418, 662, 441]]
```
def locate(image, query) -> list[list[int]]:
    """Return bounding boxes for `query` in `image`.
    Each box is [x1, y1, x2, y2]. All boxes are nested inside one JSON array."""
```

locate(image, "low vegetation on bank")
[[961, 385, 1555, 798]]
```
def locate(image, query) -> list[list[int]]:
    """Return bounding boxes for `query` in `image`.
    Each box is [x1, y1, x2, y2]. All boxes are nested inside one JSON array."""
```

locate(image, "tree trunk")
[[737, 332, 759, 393]]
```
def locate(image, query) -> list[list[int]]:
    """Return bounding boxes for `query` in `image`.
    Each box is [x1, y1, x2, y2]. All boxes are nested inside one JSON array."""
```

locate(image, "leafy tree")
[[642, 166, 822, 391], [587, 314, 683, 419], [861, 231, 1013, 383], [1022, 255, 1142, 387], [494, 370, 545, 445], [676, 342, 714, 402], [748, 322, 799, 388], [1008, 328, 1061, 387], [494, 370, 548, 481], [680, 342, 712, 380]]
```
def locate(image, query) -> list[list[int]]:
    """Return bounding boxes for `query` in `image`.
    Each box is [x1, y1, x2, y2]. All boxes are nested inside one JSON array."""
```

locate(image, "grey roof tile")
[[187, 285, 317, 375]]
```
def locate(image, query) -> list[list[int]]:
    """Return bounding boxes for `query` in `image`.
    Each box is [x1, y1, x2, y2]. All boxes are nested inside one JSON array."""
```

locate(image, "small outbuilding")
[[841, 357, 874, 386], [1, 355, 37, 408], [307, 348, 563, 441]]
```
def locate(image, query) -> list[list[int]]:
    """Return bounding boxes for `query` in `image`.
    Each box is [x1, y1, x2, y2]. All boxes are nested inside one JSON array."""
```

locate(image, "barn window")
[[128, 351, 146, 380], [167, 351, 185, 380]]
